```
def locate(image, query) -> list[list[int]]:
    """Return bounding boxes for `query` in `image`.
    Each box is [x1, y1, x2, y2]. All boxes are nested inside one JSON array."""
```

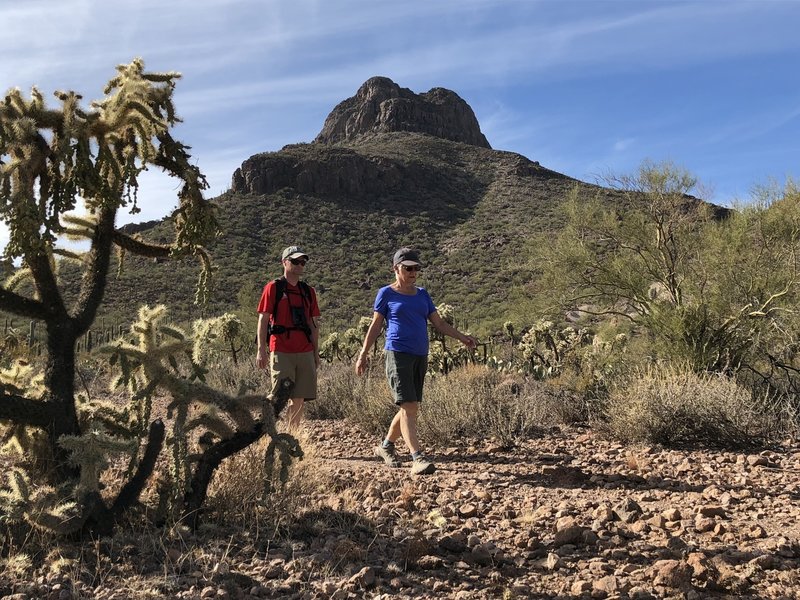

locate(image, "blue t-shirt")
[[374, 285, 437, 356]]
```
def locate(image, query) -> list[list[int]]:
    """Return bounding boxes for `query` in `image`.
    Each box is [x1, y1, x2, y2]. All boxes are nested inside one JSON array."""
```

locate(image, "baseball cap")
[[392, 247, 421, 266], [281, 245, 309, 261]]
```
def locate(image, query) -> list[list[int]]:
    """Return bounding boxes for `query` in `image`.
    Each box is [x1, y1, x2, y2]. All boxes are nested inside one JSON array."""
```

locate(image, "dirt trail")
[[3, 421, 798, 600]]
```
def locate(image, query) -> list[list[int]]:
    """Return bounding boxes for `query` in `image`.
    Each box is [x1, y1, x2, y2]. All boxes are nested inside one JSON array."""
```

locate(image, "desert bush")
[[420, 365, 588, 447], [603, 365, 790, 449], [309, 360, 395, 435], [536, 162, 800, 412], [313, 361, 592, 447], [205, 432, 329, 532]]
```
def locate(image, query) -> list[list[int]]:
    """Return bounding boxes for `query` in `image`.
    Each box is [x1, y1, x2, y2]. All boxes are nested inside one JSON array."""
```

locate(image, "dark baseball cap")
[[393, 247, 421, 266]]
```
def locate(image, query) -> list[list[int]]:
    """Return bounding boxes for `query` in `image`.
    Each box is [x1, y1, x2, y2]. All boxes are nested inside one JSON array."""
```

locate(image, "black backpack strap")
[[298, 281, 312, 304], [268, 278, 314, 343], [271, 277, 287, 321]]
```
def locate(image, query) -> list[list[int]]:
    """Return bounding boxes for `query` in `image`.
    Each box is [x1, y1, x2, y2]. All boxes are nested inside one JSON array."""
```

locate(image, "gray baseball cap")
[[281, 245, 309, 261]]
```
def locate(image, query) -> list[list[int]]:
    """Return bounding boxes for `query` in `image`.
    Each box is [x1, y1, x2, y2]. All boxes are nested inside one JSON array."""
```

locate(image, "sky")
[[1, 0, 799, 250]]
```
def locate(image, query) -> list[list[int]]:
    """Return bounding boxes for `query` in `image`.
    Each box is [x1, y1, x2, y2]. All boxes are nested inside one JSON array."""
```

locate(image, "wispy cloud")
[[2, 0, 800, 255]]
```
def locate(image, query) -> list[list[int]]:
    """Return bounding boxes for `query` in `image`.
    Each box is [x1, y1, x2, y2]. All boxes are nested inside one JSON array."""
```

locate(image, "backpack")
[[267, 277, 314, 343]]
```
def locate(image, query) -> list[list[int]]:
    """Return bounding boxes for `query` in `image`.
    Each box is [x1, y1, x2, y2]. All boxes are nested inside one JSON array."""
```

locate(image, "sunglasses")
[[288, 258, 307, 266], [401, 264, 421, 272]]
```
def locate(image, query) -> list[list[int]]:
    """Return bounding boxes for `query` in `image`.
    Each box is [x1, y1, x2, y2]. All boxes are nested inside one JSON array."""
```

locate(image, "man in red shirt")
[[256, 245, 321, 430]]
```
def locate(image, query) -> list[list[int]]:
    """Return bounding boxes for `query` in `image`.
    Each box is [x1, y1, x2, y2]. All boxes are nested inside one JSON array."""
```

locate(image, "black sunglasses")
[[401, 264, 421, 272], [288, 258, 307, 266]]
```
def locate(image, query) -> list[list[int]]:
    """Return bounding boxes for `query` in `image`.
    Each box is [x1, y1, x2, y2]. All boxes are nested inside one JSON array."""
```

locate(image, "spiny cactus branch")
[[0, 287, 48, 320], [111, 229, 172, 258], [108, 419, 164, 519], [0, 392, 56, 428], [182, 379, 294, 529]]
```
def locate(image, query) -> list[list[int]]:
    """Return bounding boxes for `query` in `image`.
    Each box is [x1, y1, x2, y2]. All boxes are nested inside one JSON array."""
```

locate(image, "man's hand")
[[256, 348, 269, 370]]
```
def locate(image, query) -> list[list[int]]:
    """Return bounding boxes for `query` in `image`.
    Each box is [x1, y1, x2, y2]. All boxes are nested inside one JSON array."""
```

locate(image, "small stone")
[[593, 575, 620, 594], [470, 544, 493, 566], [697, 505, 727, 519], [348, 566, 375, 588], [571, 580, 592, 594], [748, 524, 767, 538], [545, 552, 561, 570], [439, 532, 468, 553], [749, 554, 778, 570], [647, 515, 667, 529], [592, 505, 615, 522], [651, 559, 692, 589], [613, 498, 643, 523], [695, 516, 716, 533]]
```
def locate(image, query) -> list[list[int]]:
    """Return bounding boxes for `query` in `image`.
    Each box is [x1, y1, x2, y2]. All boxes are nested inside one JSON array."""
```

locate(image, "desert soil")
[[3, 421, 799, 600]]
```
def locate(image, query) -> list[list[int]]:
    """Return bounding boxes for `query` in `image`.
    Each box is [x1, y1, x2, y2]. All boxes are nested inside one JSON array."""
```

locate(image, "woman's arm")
[[355, 312, 386, 375], [429, 311, 478, 348]]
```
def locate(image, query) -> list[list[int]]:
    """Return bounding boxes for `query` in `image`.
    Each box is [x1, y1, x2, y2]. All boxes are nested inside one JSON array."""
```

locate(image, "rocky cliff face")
[[231, 145, 406, 197], [314, 76, 490, 149], [231, 77, 493, 196]]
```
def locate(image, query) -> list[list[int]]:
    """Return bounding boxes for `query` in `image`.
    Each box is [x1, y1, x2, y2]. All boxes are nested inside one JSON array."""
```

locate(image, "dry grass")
[[204, 427, 331, 534], [603, 365, 790, 449], [313, 361, 587, 448]]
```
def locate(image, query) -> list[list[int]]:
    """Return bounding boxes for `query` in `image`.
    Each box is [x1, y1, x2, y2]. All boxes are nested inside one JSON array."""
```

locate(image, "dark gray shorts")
[[385, 350, 428, 405]]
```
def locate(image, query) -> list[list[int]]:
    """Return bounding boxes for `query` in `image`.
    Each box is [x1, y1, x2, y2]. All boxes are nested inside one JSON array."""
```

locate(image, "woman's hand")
[[355, 352, 369, 376], [460, 334, 478, 350]]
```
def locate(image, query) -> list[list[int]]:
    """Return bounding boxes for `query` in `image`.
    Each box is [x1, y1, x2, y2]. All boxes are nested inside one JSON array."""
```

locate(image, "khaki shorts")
[[270, 351, 317, 400]]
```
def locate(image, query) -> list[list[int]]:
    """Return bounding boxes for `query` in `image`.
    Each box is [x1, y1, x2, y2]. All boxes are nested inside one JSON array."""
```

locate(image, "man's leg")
[[283, 351, 316, 432], [285, 398, 305, 432]]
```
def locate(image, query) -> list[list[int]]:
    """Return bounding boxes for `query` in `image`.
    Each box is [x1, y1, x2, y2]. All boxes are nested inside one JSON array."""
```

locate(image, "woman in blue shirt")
[[356, 247, 477, 475]]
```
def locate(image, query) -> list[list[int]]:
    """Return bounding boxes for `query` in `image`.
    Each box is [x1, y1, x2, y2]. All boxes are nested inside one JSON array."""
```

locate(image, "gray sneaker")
[[374, 444, 401, 468], [410, 455, 436, 475]]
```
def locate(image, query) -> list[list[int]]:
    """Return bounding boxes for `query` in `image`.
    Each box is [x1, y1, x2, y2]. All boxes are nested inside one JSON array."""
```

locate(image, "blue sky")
[[2, 0, 799, 250]]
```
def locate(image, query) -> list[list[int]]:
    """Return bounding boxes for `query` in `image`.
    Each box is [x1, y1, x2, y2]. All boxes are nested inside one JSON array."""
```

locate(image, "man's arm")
[[428, 311, 478, 349], [355, 312, 385, 375], [311, 316, 321, 367], [256, 312, 270, 369]]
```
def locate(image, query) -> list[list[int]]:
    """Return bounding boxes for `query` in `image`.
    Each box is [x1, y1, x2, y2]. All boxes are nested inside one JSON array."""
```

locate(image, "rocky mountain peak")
[[314, 76, 491, 148]]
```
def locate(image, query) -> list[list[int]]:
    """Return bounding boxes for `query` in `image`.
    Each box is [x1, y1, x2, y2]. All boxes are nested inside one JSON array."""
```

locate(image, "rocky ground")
[[2, 421, 799, 600]]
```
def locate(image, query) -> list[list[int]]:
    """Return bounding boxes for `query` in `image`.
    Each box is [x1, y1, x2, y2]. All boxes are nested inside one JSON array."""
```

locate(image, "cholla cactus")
[[0, 360, 47, 455], [0, 59, 219, 487], [192, 312, 243, 365], [99, 304, 300, 527], [519, 320, 591, 378], [0, 468, 85, 535], [319, 331, 342, 362]]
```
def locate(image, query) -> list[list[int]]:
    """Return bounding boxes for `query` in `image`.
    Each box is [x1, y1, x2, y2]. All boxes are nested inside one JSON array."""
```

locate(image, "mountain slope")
[[98, 131, 623, 333], [83, 76, 686, 334]]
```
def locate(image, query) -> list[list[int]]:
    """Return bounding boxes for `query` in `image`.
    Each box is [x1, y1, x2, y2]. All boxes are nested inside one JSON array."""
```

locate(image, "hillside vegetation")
[[85, 132, 638, 334]]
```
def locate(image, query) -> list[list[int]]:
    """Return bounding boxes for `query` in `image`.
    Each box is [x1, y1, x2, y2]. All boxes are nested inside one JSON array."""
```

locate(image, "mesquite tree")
[[0, 59, 218, 474]]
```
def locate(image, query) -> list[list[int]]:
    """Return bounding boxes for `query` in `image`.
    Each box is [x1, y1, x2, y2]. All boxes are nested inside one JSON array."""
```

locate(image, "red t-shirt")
[[257, 279, 320, 353]]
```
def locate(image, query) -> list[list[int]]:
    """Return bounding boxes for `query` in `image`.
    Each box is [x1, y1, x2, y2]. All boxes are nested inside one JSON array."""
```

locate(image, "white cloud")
[[2, 0, 800, 255], [613, 138, 635, 152]]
